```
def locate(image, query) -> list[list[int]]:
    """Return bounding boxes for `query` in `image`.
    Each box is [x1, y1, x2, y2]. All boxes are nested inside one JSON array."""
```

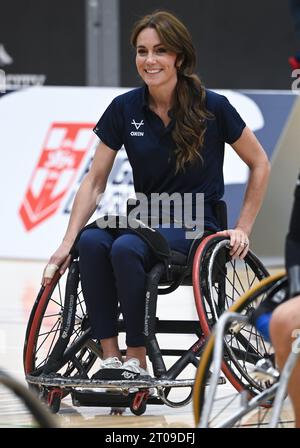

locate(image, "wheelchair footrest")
[[91, 368, 151, 381], [26, 373, 195, 389]]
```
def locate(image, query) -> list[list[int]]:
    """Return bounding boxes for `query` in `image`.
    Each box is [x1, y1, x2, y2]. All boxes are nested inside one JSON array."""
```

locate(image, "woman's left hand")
[[216, 228, 250, 259]]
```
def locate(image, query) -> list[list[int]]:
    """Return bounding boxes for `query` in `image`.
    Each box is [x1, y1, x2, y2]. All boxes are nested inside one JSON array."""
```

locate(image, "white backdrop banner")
[[0, 86, 293, 259]]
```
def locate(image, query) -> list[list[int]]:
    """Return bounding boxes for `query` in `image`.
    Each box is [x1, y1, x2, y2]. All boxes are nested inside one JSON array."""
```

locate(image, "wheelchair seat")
[[169, 250, 188, 266]]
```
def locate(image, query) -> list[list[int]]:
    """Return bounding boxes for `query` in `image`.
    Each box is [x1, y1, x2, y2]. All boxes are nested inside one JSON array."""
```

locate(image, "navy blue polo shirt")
[[93, 86, 246, 230]]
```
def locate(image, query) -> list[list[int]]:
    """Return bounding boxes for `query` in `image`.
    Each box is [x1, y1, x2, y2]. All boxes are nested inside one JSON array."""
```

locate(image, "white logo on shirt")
[[131, 119, 144, 129], [130, 119, 144, 136]]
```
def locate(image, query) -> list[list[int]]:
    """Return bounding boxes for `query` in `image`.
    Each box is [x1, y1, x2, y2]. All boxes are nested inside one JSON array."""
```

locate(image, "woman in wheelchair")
[[253, 172, 300, 426], [41, 11, 270, 380]]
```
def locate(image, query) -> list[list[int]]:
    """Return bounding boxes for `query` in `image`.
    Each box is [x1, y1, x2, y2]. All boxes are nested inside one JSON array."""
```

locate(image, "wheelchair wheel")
[[23, 263, 100, 397], [193, 235, 271, 388], [193, 273, 289, 428]]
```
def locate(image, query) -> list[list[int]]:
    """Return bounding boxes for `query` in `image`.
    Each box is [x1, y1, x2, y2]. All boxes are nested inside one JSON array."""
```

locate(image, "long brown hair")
[[131, 10, 211, 173]]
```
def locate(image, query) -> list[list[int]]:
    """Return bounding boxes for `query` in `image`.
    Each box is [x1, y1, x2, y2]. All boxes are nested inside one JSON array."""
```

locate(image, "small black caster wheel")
[[47, 388, 63, 413], [130, 398, 147, 416]]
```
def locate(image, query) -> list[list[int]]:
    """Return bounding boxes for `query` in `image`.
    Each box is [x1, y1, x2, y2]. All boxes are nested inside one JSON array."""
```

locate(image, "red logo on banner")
[[19, 123, 95, 231]]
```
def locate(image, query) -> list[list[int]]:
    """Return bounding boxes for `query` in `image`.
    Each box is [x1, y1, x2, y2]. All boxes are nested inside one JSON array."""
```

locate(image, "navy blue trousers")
[[77, 227, 193, 347]]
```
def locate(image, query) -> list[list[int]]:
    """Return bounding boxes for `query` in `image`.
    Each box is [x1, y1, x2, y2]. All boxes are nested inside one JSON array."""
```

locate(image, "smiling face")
[[135, 27, 179, 91]]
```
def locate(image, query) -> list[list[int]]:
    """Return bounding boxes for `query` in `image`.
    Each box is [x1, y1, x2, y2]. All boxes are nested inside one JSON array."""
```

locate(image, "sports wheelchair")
[[193, 272, 299, 428], [23, 201, 270, 416]]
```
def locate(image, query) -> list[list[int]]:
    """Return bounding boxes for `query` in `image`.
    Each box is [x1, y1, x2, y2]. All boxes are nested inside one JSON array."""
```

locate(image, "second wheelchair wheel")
[[193, 235, 271, 391], [193, 273, 288, 428]]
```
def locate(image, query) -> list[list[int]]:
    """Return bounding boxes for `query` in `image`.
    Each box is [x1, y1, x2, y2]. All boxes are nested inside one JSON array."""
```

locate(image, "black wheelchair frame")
[[23, 201, 270, 416]]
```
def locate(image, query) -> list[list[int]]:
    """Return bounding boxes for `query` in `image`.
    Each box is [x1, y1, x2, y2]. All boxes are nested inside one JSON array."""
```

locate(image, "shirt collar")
[[141, 84, 175, 120]]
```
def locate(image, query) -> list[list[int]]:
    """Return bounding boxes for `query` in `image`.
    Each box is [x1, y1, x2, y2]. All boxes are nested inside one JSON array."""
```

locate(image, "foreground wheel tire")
[[193, 273, 288, 428]]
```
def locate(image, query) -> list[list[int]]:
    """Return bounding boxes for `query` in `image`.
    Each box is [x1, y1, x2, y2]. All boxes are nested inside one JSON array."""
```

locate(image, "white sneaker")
[[91, 356, 123, 380], [122, 358, 150, 376], [122, 358, 154, 395], [101, 356, 123, 369]]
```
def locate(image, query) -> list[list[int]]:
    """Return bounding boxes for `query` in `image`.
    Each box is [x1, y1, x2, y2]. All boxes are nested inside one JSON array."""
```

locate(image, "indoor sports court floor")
[[0, 258, 294, 428]]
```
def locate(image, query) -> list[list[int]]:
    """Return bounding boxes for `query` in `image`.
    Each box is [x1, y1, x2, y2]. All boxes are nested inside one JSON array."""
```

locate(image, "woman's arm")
[[62, 142, 117, 245], [218, 126, 271, 258], [43, 142, 117, 284]]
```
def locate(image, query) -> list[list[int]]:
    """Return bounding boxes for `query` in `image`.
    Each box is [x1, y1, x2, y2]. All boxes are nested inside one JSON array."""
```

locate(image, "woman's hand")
[[216, 228, 250, 259], [42, 241, 73, 286]]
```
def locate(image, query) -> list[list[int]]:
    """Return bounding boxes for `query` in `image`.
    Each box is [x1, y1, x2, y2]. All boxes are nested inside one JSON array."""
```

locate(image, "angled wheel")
[[23, 261, 100, 402], [193, 273, 290, 428], [193, 235, 271, 391]]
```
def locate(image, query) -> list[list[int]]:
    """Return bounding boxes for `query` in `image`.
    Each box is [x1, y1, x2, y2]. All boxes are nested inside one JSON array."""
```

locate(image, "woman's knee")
[[270, 298, 300, 351], [270, 306, 292, 338], [110, 234, 148, 263], [110, 234, 156, 276], [77, 228, 112, 256]]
